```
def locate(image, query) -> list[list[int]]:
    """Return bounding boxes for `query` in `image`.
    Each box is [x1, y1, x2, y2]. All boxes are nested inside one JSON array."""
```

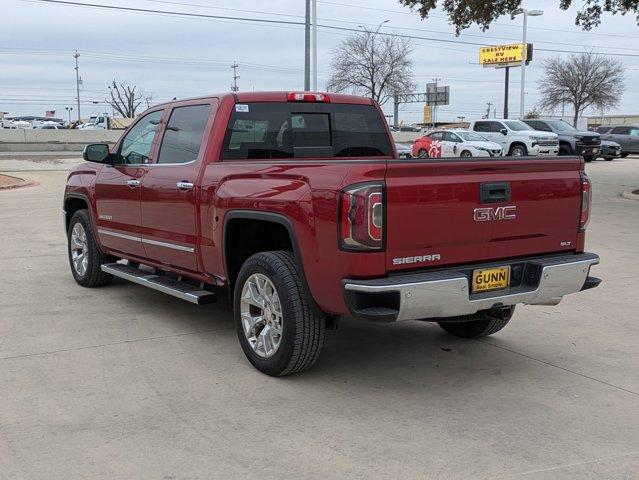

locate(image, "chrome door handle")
[[177, 181, 194, 190], [126, 179, 141, 188]]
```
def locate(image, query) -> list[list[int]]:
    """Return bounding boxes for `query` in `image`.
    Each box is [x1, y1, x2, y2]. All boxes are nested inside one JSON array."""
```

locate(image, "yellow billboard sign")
[[479, 44, 527, 67], [423, 105, 432, 124]]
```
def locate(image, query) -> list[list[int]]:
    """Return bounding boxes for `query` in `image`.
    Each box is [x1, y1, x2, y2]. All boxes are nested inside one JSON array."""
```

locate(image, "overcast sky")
[[2, 0, 639, 123]]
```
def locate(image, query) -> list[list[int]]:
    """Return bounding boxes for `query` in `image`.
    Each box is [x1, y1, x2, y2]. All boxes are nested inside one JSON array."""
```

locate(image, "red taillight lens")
[[287, 92, 330, 102], [339, 183, 384, 251], [579, 172, 591, 231]]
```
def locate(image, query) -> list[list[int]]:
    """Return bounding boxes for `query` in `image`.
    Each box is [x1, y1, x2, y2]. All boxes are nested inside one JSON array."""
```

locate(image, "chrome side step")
[[101, 263, 217, 305]]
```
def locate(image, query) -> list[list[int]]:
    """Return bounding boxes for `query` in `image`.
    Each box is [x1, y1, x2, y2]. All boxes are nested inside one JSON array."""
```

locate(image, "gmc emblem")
[[474, 206, 517, 222]]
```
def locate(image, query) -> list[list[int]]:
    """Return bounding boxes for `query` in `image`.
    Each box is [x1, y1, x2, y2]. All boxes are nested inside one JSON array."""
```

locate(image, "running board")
[[101, 263, 217, 305]]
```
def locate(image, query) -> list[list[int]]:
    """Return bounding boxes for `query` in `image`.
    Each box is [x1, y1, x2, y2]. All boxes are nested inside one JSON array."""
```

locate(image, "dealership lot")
[[1, 155, 639, 479]]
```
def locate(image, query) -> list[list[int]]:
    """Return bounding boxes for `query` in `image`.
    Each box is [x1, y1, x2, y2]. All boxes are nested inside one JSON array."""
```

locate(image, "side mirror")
[[500, 128, 508, 135], [83, 143, 111, 163]]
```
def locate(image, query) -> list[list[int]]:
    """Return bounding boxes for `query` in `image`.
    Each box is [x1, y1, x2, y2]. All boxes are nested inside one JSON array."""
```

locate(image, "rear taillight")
[[287, 92, 330, 102], [579, 172, 591, 231], [339, 183, 384, 251]]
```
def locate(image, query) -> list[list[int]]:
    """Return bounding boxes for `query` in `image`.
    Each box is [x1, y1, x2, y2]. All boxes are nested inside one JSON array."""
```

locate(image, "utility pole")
[[73, 51, 81, 122], [518, 9, 543, 119], [432, 77, 441, 127], [304, 0, 311, 90], [231, 62, 240, 92], [485, 102, 493, 119], [311, 0, 317, 91], [503, 66, 510, 119]]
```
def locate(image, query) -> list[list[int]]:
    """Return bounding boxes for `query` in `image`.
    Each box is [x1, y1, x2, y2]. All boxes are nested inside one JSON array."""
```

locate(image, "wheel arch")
[[508, 142, 527, 155], [222, 210, 320, 311], [63, 193, 91, 232]]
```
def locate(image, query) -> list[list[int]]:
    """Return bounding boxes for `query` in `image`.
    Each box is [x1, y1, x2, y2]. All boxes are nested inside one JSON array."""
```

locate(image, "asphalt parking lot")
[[1, 154, 639, 480]]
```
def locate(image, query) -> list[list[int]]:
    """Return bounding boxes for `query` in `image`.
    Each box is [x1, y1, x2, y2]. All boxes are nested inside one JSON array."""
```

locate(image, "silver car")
[[596, 125, 639, 157]]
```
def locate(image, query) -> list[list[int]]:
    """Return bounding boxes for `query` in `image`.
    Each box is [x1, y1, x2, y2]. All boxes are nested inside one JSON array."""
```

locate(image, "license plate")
[[472, 266, 510, 293]]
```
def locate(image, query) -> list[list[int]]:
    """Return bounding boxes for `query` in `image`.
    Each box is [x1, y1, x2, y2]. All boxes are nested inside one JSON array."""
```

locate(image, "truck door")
[[94, 108, 164, 258], [140, 99, 218, 272]]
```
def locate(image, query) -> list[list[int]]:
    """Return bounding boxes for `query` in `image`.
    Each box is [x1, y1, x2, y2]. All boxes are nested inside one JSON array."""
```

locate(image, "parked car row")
[[394, 118, 627, 161]]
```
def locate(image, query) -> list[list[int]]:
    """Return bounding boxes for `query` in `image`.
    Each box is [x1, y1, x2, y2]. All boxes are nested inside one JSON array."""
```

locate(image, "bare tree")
[[107, 80, 151, 118], [523, 107, 541, 119], [399, 0, 639, 33], [326, 30, 416, 105], [538, 52, 624, 127]]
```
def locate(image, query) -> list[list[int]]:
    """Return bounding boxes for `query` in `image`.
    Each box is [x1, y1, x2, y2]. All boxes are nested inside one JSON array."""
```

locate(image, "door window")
[[490, 122, 506, 132], [429, 132, 444, 141], [444, 132, 461, 142], [157, 104, 211, 164], [473, 122, 490, 132], [119, 110, 163, 164], [611, 126, 631, 135], [630, 128, 639, 137]]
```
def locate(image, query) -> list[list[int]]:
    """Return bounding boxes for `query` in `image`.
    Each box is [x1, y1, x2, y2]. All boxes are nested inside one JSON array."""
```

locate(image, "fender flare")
[[63, 192, 92, 232], [222, 210, 321, 313]]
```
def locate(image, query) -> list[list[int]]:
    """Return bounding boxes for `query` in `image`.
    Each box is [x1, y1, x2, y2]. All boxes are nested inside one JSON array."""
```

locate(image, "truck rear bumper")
[[343, 253, 599, 322]]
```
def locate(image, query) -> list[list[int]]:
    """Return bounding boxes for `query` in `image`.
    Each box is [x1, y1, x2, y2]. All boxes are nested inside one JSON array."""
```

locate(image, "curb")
[[621, 191, 639, 201], [0, 175, 37, 191]]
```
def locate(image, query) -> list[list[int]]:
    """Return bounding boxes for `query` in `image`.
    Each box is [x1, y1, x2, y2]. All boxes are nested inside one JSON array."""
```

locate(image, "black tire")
[[584, 156, 594, 163], [621, 153, 630, 158], [437, 307, 514, 339], [418, 148, 429, 158], [233, 250, 325, 376], [509, 144, 527, 157], [558, 144, 572, 156], [460, 150, 472, 158], [67, 209, 114, 287], [604, 157, 614, 161]]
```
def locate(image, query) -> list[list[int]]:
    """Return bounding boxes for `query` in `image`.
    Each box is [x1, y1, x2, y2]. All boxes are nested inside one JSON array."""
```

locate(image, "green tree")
[[398, 0, 639, 33]]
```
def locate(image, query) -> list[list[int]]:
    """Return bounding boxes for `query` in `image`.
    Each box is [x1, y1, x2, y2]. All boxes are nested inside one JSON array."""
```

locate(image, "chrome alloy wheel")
[[70, 222, 89, 276], [240, 273, 283, 358]]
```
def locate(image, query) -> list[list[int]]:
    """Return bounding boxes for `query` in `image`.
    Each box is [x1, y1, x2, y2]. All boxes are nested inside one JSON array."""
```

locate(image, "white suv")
[[468, 119, 559, 156]]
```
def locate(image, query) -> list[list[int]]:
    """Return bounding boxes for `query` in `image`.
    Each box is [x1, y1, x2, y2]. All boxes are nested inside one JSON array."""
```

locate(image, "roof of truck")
[[153, 91, 375, 108]]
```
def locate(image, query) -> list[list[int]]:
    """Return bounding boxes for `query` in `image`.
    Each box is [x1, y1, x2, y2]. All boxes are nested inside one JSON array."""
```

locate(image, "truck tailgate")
[[384, 157, 583, 273]]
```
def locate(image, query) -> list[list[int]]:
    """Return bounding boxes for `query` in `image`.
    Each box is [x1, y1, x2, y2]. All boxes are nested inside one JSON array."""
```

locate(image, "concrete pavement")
[[1, 157, 638, 479]]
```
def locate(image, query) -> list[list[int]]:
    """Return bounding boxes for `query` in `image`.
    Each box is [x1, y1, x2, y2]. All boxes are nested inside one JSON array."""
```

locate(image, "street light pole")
[[73, 50, 81, 122], [311, 0, 317, 91], [65, 106, 73, 124], [304, 0, 311, 90], [519, 9, 543, 119]]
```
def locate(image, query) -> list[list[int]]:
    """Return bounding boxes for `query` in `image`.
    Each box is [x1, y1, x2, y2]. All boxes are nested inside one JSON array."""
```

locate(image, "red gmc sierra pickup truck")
[[64, 91, 600, 376]]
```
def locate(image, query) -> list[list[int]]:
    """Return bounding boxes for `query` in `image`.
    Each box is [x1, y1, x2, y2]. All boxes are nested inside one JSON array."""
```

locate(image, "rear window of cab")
[[220, 102, 393, 160]]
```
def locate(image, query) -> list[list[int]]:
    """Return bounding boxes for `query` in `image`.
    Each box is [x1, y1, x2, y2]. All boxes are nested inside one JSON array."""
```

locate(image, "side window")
[[612, 126, 630, 134], [630, 128, 639, 137], [490, 122, 505, 133], [119, 110, 163, 164], [445, 132, 461, 142], [430, 132, 444, 141], [473, 122, 489, 132], [157, 104, 211, 164]]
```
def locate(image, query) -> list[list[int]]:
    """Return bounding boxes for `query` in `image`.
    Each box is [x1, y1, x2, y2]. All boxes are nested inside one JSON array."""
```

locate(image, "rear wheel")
[[233, 251, 325, 376], [418, 148, 429, 158], [437, 307, 514, 338], [604, 157, 614, 161], [509, 144, 527, 157], [460, 150, 472, 157], [621, 153, 630, 158], [67, 209, 114, 287], [584, 156, 594, 162]]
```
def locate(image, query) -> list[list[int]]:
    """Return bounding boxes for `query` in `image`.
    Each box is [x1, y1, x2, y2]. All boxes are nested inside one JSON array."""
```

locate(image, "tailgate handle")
[[480, 182, 511, 203]]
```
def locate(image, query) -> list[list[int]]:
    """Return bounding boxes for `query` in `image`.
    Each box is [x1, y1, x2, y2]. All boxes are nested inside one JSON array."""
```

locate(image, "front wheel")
[[437, 307, 514, 338], [509, 144, 527, 157], [67, 209, 114, 287], [233, 251, 325, 376], [584, 156, 594, 162], [604, 157, 614, 161], [460, 150, 472, 158]]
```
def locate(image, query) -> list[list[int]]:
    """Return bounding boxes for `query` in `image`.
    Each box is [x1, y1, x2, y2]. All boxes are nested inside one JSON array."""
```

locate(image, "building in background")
[[587, 114, 639, 130]]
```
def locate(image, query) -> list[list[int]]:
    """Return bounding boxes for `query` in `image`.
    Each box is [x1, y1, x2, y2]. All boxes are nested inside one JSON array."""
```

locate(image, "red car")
[[64, 91, 600, 376]]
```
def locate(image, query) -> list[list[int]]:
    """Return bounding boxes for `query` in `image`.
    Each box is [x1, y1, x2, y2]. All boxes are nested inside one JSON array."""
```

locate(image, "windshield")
[[457, 132, 488, 142], [504, 120, 532, 131], [545, 120, 576, 132]]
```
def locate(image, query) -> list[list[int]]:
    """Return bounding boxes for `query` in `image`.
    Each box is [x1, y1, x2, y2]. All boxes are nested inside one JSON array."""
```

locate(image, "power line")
[[18, 0, 639, 58]]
